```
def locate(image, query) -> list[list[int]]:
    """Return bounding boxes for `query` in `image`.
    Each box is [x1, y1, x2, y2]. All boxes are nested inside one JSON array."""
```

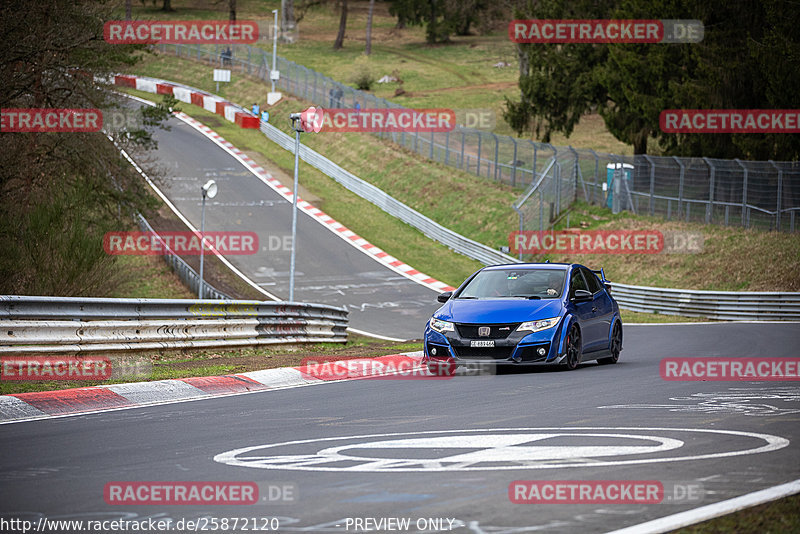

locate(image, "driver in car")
[[546, 273, 562, 296]]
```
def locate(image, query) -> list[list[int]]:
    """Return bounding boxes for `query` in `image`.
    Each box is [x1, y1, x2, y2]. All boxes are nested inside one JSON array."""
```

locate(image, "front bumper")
[[423, 320, 566, 366]]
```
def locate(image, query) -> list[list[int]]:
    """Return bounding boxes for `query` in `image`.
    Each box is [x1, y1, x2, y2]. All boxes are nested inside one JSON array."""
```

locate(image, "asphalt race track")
[[1, 323, 799, 533], [141, 107, 442, 339]]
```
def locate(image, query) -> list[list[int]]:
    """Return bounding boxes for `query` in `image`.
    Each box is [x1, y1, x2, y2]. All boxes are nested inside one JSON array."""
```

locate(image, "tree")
[[504, 0, 612, 145], [505, 0, 800, 159], [333, 0, 348, 50], [365, 0, 376, 55], [0, 0, 174, 295], [388, 0, 492, 43], [140, 0, 173, 12]]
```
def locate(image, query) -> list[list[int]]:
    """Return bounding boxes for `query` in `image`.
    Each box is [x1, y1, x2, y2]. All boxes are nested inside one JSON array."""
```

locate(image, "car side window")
[[582, 268, 602, 294], [569, 269, 588, 297]]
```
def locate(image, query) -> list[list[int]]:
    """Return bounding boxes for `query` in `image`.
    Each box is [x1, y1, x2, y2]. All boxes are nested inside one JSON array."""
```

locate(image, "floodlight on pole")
[[199, 179, 217, 299], [287, 107, 324, 302]]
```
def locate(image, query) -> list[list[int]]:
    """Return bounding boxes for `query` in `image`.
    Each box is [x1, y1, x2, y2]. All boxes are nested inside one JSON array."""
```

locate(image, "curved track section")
[[142, 107, 442, 339]]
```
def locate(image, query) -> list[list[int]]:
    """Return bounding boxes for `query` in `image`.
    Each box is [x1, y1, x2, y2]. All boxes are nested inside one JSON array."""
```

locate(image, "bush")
[[349, 56, 375, 91]]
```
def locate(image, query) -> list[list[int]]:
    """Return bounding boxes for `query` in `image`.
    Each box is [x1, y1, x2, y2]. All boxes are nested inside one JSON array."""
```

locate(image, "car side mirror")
[[572, 289, 592, 302], [437, 291, 453, 303]]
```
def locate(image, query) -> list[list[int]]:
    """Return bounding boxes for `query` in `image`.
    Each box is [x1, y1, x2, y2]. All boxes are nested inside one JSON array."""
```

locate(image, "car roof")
[[482, 263, 571, 271]]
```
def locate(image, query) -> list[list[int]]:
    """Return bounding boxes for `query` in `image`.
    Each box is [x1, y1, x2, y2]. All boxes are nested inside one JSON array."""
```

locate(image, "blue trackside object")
[[423, 263, 623, 373]]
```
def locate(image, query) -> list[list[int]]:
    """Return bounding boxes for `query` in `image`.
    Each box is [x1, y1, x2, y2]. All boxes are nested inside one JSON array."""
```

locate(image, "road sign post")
[[213, 68, 230, 94]]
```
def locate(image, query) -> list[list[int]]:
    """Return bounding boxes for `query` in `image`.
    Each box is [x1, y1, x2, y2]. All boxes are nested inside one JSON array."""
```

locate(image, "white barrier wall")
[[172, 87, 193, 103], [224, 105, 237, 122], [203, 95, 220, 113], [135, 78, 157, 93]]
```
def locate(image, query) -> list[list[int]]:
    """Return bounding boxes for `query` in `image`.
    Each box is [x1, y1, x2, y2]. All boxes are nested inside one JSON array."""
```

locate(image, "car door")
[[568, 268, 599, 351], [582, 267, 613, 350]]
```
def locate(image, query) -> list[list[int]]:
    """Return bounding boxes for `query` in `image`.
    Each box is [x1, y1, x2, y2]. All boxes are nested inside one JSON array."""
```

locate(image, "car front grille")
[[452, 346, 514, 360], [455, 323, 520, 340]]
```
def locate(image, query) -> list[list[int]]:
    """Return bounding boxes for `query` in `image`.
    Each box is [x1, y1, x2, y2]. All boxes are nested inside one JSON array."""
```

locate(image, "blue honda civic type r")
[[423, 263, 623, 373]]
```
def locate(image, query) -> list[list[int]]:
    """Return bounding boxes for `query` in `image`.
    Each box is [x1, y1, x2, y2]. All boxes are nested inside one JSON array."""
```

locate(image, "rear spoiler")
[[591, 268, 612, 291]]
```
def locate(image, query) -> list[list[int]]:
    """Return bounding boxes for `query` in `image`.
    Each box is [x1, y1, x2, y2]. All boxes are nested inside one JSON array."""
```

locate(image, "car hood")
[[435, 298, 563, 324]]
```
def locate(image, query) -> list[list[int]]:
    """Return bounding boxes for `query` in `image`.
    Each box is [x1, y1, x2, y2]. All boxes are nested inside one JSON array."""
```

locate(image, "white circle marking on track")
[[213, 427, 789, 472]]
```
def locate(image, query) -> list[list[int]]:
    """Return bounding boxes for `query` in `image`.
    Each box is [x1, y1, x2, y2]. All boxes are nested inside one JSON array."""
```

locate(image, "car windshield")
[[457, 268, 567, 299]]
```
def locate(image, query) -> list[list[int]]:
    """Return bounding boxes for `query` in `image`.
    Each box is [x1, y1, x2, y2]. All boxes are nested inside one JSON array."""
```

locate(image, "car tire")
[[598, 322, 622, 365], [563, 324, 581, 371]]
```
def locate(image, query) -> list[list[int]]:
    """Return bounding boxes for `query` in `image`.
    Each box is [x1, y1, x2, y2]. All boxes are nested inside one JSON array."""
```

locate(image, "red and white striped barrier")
[[113, 74, 259, 129]]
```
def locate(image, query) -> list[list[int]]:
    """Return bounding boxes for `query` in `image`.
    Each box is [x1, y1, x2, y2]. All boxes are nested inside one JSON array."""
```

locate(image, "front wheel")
[[563, 324, 582, 370], [598, 322, 622, 365]]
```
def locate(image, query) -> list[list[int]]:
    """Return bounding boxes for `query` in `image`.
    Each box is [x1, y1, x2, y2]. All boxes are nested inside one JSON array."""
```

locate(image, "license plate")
[[470, 340, 495, 348]]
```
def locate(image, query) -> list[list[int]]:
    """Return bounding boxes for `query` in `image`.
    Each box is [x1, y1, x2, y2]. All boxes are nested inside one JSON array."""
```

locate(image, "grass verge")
[[672, 493, 800, 533], [0, 335, 421, 395]]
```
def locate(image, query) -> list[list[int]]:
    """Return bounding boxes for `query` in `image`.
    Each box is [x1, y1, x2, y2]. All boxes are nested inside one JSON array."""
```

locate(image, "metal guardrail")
[[260, 121, 518, 267], [610, 284, 800, 321], [0, 296, 348, 354]]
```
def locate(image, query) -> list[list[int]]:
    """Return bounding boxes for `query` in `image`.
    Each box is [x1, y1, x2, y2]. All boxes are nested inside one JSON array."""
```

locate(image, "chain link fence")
[[156, 43, 800, 235]]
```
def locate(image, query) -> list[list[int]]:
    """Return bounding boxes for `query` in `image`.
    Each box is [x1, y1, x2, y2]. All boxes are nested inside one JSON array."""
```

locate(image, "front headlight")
[[517, 317, 559, 332], [429, 317, 455, 333]]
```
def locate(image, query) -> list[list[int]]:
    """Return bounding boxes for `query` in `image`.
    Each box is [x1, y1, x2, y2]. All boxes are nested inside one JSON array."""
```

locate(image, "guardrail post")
[[476, 134, 482, 176], [444, 131, 450, 165], [736, 158, 748, 227], [703, 157, 715, 223], [430, 130, 435, 159], [460, 131, 466, 169], [530, 141, 538, 186], [644, 155, 655, 216], [672, 156, 685, 219], [492, 133, 499, 181], [539, 190, 544, 231], [511, 138, 518, 187], [770, 160, 783, 231]]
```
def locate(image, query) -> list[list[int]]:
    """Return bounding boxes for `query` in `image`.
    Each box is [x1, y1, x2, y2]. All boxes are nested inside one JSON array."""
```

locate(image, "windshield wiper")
[[511, 295, 542, 300], [457, 296, 479, 299]]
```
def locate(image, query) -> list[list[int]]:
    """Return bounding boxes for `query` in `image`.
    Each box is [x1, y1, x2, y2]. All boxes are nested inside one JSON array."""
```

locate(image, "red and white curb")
[[117, 73, 456, 294], [0, 352, 425, 424]]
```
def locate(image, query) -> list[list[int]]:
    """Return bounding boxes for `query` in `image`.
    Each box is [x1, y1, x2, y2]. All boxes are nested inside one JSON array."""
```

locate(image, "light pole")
[[287, 107, 323, 302], [199, 179, 218, 299]]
